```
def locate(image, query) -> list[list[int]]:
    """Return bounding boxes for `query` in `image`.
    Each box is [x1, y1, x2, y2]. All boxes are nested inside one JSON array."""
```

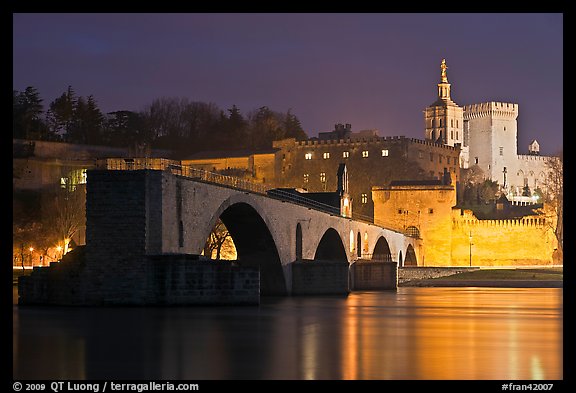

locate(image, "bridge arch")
[[404, 244, 417, 266], [201, 198, 286, 296], [372, 236, 392, 262], [315, 228, 348, 261]]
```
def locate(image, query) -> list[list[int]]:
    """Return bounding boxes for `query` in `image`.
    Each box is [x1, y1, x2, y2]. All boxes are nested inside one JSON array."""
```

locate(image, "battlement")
[[453, 208, 547, 228], [463, 101, 518, 120], [517, 154, 556, 162], [407, 138, 458, 151], [293, 135, 406, 147], [287, 136, 458, 151]]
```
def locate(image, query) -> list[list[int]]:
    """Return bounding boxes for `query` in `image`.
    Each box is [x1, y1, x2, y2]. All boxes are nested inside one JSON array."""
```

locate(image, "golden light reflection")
[[340, 288, 562, 380]]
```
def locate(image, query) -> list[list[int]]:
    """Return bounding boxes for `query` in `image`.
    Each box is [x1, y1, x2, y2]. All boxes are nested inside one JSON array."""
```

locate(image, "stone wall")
[[350, 260, 398, 290], [451, 209, 558, 266], [147, 255, 259, 305], [291, 260, 350, 295]]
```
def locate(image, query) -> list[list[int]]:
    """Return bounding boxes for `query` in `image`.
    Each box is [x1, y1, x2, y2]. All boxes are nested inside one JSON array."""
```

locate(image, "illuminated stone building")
[[425, 59, 558, 200], [372, 179, 558, 266], [272, 136, 460, 219], [372, 175, 456, 266]]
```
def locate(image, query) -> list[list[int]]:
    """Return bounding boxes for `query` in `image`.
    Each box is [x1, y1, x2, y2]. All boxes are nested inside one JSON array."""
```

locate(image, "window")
[[418, 151, 424, 159], [305, 153, 312, 160], [303, 173, 309, 183], [398, 209, 403, 214], [320, 172, 326, 183], [456, 120, 459, 128], [362, 150, 369, 158], [342, 151, 349, 158], [361, 193, 368, 204], [439, 119, 443, 127], [428, 208, 434, 214], [451, 119, 454, 127], [504, 126, 506, 131], [439, 155, 443, 163], [499, 147, 503, 156], [475, 157, 479, 164], [381, 149, 389, 157], [323, 152, 330, 159], [456, 131, 459, 140], [447, 156, 451, 164]]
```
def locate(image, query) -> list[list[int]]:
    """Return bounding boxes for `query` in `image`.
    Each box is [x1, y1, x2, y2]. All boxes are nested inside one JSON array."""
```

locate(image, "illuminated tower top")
[[438, 58, 452, 101], [441, 58, 448, 83]]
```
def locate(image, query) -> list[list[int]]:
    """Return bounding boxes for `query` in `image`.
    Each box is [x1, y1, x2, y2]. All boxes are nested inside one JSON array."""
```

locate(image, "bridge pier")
[[290, 260, 350, 295]]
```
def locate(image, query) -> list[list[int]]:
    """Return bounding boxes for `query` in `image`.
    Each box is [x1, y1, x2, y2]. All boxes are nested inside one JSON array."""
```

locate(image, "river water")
[[13, 286, 562, 380]]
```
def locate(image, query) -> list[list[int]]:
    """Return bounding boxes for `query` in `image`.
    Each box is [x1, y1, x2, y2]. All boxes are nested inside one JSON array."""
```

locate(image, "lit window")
[[323, 152, 330, 159], [320, 172, 326, 183], [361, 193, 368, 204], [362, 150, 369, 158], [303, 174, 309, 183], [342, 151, 349, 158], [381, 149, 389, 157], [305, 153, 312, 160]]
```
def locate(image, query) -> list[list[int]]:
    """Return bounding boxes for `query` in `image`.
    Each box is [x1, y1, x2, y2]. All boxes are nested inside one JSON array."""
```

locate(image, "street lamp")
[[29, 247, 34, 268], [469, 231, 473, 267]]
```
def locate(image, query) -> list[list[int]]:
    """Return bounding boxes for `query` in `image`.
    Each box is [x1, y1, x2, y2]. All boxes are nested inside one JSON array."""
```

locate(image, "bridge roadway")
[[86, 165, 419, 295]]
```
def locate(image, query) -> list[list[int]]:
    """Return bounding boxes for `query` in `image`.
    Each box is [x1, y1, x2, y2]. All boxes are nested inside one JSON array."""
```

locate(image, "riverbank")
[[399, 266, 563, 288]]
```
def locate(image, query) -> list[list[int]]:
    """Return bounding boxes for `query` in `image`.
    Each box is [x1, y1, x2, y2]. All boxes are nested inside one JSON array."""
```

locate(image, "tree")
[[13, 86, 49, 140], [543, 151, 563, 258], [47, 86, 77, 139], [284, 109, 307, 140], [203, 219, 233, 260], [43, 182, 86, 256], [69, 95, 104, 144], [103, 110, 148, 147]]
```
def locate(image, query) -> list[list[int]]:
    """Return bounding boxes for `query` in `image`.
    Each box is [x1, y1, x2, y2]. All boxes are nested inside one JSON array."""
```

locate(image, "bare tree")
[[543, 151, 563, 259], [203, 219, 233, 260], [43, 183, 86, 256]]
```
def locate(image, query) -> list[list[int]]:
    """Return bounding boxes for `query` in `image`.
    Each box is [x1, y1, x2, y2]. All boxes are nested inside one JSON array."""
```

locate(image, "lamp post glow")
[[29, 247, 34, 268], [469, 231, 473, 267]]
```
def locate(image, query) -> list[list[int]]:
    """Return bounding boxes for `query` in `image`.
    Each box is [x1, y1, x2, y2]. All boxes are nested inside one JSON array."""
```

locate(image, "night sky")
[[12, 13, 563, 155]]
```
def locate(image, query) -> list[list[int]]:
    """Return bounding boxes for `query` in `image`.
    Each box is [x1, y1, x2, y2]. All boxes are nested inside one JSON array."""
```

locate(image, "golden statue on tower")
[[441, 58, 448, 83]]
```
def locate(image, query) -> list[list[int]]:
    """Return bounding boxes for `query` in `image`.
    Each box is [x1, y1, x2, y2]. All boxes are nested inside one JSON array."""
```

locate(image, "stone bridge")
[[19, 168, 421, 305]]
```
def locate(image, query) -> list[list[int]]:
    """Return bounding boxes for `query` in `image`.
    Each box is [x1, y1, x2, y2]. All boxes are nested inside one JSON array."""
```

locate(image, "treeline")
[[13, 86, 308, 156]]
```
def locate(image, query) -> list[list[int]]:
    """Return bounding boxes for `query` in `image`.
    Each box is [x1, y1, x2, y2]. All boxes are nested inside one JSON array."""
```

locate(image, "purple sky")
[[13, 13, 563, 155]]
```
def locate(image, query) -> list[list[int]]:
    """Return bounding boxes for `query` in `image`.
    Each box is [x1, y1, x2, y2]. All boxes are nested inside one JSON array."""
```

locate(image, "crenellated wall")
[[450, 208, 557, 266]]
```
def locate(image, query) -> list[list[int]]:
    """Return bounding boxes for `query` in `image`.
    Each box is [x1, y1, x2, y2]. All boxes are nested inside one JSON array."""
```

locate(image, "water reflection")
[[13, 287, 562, 380]]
